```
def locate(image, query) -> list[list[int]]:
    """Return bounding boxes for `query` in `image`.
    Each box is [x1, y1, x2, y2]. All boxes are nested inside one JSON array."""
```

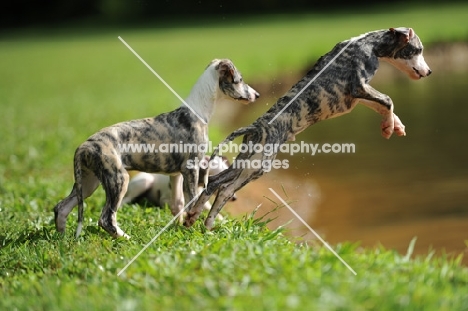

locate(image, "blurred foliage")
[[1, 0, 467, 28]]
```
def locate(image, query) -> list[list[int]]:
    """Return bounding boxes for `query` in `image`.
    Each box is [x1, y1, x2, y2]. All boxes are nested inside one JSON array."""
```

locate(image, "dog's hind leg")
[[184, 189, 212, 227], [186, 129, 265, 228], [54, 190, 78, 234], [204, 165, 265, 229], [98, 168, 130, 239], [202, 200, 224, 221], [184, 167, 240, 227], [54, 169, 99, 234], [204, 184, 238, 230], [185, 162, 264, 229]]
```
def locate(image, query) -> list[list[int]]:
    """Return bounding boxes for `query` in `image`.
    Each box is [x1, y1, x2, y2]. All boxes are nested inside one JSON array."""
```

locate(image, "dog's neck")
[[184, 68, 218, 124]]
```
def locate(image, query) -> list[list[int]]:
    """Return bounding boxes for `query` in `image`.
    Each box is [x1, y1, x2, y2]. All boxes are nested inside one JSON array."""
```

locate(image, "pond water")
[[222, 66, 468, 263]]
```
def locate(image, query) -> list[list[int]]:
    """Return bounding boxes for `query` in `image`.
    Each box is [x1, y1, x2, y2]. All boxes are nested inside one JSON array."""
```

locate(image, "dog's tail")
[[211, 125, 257, 160], [74, 150, 84, 238]]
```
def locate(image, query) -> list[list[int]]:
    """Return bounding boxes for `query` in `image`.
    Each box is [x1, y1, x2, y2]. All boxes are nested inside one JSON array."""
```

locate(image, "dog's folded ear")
[[216, 59, 238, 82], [389, 27, 414, 44]]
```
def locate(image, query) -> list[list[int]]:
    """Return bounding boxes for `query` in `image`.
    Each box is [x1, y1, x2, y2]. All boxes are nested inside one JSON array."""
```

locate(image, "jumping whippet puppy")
[[54, 59, 259, 238], [184, 27, 432, 229]]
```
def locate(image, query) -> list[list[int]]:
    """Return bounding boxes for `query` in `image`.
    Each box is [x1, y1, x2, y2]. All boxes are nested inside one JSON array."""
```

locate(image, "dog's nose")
[[427, 69, 432, 76], [255, 92, 260, 99]]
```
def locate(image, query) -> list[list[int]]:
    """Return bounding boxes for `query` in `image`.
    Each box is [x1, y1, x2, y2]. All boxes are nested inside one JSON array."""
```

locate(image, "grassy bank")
[[1, 207, 468, 310], [1, 3, 468, 309]]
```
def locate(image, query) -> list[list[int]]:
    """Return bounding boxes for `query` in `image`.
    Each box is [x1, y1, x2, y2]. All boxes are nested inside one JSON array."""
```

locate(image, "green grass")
[[1, 3, 468, 310], [1, 207, 468, 310]]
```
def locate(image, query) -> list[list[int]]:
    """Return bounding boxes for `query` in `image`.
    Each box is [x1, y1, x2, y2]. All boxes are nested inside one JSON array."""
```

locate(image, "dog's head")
[[209, 59, 259, 104], [375, 27, 432, 80]]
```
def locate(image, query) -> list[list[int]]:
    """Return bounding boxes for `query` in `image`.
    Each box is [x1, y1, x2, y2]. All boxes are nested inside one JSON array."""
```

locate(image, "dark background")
[[2, 0, 464, 28]]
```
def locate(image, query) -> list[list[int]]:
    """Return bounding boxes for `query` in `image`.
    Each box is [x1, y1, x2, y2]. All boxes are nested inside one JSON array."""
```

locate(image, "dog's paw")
[[204, 216, 216, 231], [116, 233, 131, 240], [393, 113, 406, 137], [183, 213, 197, 227], [381, 113, 406, 139], [177, 213, 185, 225], [381, 118, 394, 139], [113, 227, 130, 239]]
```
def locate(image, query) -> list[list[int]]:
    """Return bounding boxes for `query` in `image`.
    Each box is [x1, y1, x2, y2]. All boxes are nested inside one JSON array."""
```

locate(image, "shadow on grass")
[[0, 226, 57, 250]]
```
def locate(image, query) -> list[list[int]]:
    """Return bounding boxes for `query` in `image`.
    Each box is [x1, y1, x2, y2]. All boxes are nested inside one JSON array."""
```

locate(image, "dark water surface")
[[226, 69, 468, 263]]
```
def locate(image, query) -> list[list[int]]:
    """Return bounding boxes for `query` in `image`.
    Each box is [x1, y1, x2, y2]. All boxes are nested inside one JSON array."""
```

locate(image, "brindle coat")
[[54, 59, 259, 238]]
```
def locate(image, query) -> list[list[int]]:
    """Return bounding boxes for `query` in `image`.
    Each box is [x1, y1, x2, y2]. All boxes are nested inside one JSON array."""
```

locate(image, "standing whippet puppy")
[[54, 59, 259, 238], [185, 27, 432, 229]]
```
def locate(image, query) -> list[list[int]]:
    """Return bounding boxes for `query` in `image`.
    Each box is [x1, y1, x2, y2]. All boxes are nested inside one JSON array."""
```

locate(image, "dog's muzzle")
[[237, 91, 259, 102], [413, 67, 432, 78]]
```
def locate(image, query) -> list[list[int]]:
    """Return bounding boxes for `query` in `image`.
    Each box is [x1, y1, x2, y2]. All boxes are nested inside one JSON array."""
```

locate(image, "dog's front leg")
[[169, 174, 184, 224], [357, 84, 405, 139], [182, 167, 200, 217]]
